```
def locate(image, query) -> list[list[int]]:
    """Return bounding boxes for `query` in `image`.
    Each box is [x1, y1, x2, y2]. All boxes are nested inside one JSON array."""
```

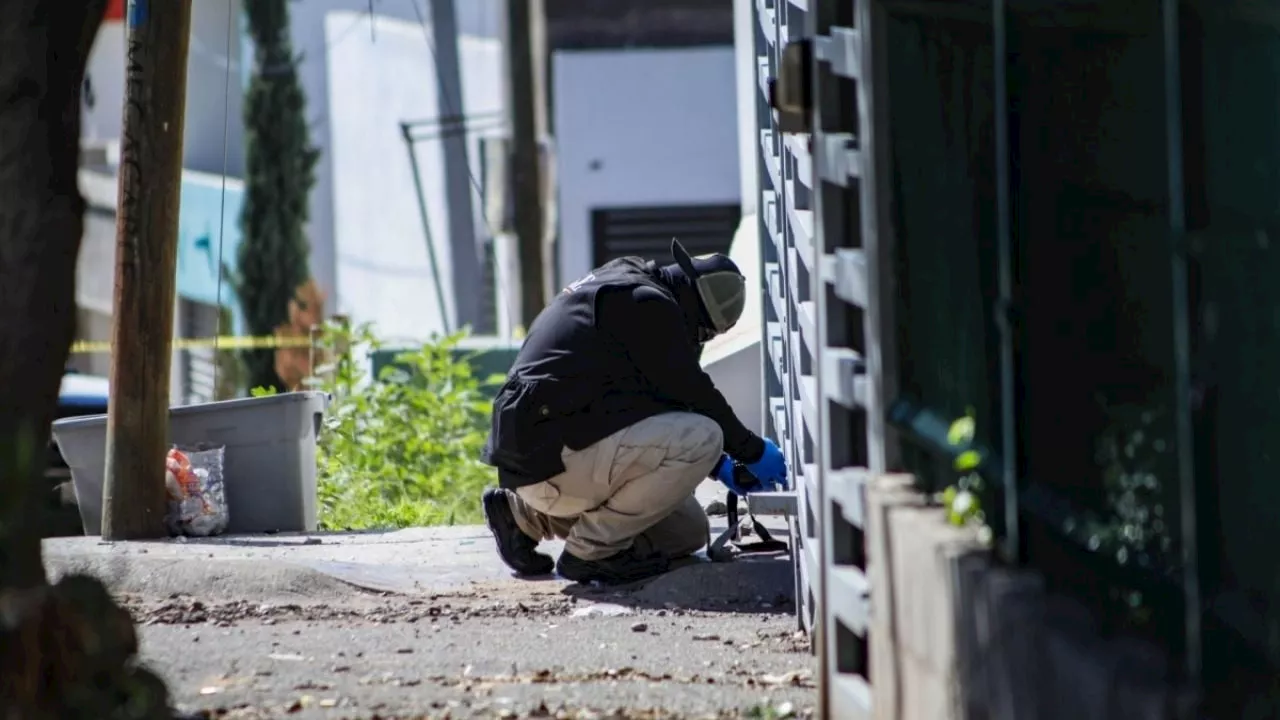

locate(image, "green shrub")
[[258, 322, 499, 530]]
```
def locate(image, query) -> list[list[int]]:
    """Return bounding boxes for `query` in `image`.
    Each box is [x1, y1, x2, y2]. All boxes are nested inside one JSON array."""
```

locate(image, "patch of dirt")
[[189, 704, 815, 719], [121, 586, 579, 627]]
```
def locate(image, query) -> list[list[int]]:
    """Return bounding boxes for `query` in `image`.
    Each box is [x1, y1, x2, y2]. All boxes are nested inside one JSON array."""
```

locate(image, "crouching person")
[[480, 239, 788, 585]]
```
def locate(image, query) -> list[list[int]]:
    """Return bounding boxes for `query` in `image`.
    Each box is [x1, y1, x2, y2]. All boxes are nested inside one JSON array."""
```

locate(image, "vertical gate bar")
[[992, 0, 1020, 563], [753, 0, 804, 633], [776, 0, 808, 634], [806, 4, 832, 717], [1161, 0, 1202, 688], [861, 0, 899, 474]]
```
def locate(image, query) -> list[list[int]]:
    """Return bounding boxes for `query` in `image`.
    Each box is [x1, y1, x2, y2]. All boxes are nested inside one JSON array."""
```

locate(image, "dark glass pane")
[[1184, 0, 1280, 711], [1007, 1, 1186, 650], [884, 8, 1001, 497]]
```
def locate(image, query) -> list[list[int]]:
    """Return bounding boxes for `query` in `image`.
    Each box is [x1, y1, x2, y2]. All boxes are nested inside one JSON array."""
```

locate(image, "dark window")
[[547, 0, 733, 50], [590, 203, 742, 268]]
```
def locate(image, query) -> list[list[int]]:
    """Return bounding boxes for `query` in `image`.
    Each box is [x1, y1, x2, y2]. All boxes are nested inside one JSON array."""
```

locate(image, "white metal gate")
[[751, 0, 891, 717]]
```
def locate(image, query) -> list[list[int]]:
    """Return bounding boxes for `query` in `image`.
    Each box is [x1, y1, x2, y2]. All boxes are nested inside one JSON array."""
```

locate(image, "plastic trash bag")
[[164, 444, 229, 537]]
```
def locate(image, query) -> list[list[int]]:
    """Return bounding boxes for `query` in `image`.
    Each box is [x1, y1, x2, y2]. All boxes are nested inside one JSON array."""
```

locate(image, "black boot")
[[482, 488, 555, 576], [556, 545, 671, 585]]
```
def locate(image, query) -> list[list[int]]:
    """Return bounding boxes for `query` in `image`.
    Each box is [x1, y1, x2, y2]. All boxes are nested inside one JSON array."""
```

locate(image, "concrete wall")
[[323, 11, 504, 341], [287, 0, 501, 326], [77, 167, 245, 404], [552, 47, 741, 286], [83, 1, 504, 340], [732, 0, 759, 216], [82, 0, 246, 178], [79, 168, 247, 333], [865, 475, 1199, 720], [76, 188, 118, 319]]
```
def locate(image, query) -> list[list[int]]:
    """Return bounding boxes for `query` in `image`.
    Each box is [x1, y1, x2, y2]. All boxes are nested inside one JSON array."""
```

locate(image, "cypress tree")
[[237, 0, 319, 392]]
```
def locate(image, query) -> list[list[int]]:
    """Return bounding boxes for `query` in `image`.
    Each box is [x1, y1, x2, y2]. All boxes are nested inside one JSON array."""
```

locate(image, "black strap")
[[707, 491, 789, 562], [727, 492, 789, 552]]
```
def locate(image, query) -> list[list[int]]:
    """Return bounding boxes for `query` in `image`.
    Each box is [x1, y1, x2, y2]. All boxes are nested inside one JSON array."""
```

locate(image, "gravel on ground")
[[127, 581, 817, 720]]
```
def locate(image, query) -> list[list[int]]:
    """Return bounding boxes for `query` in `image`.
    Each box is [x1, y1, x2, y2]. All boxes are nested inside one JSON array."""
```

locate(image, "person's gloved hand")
[[712, 454, 761, 495], [712, 448, 786, 497], [743, 438, 788, 489]]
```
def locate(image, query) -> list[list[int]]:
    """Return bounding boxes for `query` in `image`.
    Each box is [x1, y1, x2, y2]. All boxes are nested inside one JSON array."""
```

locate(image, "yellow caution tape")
[[69, 335, 317, 354]]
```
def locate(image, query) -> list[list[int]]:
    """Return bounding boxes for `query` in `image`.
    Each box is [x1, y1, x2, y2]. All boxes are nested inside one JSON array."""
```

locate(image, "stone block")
[[866, 473, 924, 720], [882, 487, 987, 720], [973, 568, 1046, 720]]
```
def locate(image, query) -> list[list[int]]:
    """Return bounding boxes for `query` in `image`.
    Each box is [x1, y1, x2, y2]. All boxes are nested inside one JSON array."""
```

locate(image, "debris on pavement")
[[148, 597, 817, 719], [704, 500, 729, 516], [569, 603, 635, 618]]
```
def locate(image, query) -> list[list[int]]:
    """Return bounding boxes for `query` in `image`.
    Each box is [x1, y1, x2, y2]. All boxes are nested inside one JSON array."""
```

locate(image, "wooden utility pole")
[[101, 0, 193, 540], [503, 0, 551, 329]]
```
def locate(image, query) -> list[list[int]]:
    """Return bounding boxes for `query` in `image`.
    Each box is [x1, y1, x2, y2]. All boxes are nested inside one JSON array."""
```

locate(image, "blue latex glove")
[[743, 438, 788, 488], [712, 453, 782, 496]]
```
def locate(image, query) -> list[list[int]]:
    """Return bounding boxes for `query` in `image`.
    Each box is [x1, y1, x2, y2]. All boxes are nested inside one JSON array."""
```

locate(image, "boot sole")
[[482, 490, 554, 576]]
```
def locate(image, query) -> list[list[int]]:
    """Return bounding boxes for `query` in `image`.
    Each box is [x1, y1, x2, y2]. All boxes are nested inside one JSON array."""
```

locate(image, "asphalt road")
[[51, 482, 812, 718], [132, 579, 817, 720]]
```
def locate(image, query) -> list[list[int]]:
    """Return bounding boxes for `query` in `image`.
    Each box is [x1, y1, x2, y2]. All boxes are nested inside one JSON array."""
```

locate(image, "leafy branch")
[[938, 410, 994, 547]]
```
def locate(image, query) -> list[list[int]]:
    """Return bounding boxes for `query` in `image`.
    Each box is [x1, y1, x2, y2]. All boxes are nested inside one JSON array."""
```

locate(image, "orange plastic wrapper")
[[164, 444, 228, 537]]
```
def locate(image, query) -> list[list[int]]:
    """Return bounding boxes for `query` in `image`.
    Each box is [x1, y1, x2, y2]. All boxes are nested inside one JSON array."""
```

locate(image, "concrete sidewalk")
[[42, 480, 789, 603]]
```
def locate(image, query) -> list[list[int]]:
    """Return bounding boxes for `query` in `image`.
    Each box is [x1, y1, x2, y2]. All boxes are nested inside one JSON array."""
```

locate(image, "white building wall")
[[324, 11, 505, 341], [77, 169, 187, 406], [81, 24, 126, 147], [733, 0, 760, 216], [83, 1, 503, 333], [184, 0, 246, 177], [552, 47, 741, 286], [81, 4, 742, 346], [287, 0, 501, 328], [82, 0, 246, 177]]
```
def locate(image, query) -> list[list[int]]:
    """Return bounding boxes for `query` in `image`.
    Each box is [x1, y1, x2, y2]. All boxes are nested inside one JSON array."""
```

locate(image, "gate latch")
[[769, 39, 813, 134]]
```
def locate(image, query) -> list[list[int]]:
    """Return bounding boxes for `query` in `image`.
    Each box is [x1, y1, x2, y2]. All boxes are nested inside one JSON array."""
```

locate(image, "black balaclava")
[[648, 239, 748, 346], [654, 261, 714, 345]]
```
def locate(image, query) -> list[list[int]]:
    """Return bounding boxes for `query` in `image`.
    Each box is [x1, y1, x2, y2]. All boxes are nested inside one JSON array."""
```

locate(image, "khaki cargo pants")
[[507, 412, 724, 561]]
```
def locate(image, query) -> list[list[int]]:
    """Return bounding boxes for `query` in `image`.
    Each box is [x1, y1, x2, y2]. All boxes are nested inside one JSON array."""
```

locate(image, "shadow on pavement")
[[558, 552, 797, 616], [171, 528, 406, 548]]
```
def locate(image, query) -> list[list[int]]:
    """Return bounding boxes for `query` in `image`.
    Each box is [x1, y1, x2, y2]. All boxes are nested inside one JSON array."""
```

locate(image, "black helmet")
[[669, 238, 747, 335]]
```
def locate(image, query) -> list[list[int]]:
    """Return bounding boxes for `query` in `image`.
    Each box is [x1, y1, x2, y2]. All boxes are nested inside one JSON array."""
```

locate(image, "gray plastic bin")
[[52, 391, 328, 536]]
